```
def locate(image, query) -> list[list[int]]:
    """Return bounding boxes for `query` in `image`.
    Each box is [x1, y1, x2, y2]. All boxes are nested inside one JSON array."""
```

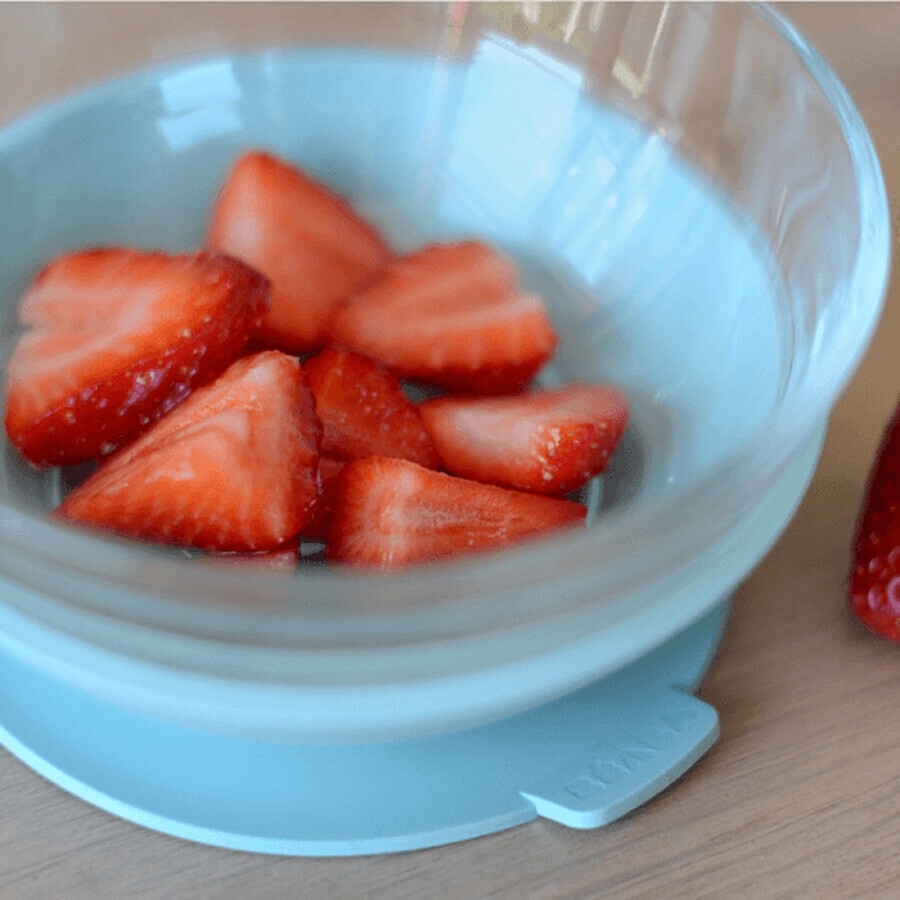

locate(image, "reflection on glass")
[[438, 31, 584, 238], [157, 106, 243, 152], [612, 2, 671, 98], [156, 61, 243, 151], [158, 61, 242, 113]]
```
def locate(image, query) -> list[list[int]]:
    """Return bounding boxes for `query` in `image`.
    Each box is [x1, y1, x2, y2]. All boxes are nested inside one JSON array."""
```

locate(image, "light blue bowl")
[[0, 4, 890, 752]]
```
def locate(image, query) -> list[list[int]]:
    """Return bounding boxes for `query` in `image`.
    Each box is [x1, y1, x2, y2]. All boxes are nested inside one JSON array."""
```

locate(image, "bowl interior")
[[0, 3, 889, 663], [0, 45, 786, 504]]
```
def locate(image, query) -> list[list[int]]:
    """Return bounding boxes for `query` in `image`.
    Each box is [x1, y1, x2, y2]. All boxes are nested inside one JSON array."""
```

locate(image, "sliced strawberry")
[[305, 345, 440, 468], [327, 242, 559, 393], [849, 400, 900, 641], [54, 351, 321, 552], [420, 385, 629, 495], [206, 151, 391, 352], [301, 343, 442, 541], [327, 456, 586, 569], [301, 455, 346, 542], [4, 249, 269, 468]]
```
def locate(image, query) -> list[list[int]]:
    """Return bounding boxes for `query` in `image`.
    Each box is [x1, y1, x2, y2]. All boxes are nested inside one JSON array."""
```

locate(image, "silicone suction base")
[[0, 599, 728, 856]]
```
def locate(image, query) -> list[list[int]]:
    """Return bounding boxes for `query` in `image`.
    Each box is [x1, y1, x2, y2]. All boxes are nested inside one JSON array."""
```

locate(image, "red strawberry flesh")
[[849, 400, 900, 641], [304, 345, 440, 468], [328, 241, 559, 394], [207, 151, 391, 352], [54, 351, 321, 552], [4, 248, 269, 468], [421, 384, 629, 495], [301, 455, 346, 542], [327, 456, 586, 569]]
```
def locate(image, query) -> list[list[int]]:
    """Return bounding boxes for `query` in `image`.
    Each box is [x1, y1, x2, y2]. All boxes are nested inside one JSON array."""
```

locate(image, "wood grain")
[[1, 4, 898, 897]]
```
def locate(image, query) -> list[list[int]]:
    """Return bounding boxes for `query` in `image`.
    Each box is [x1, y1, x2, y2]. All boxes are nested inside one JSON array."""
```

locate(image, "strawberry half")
[[304, 345, 440, 468], [54, 351, 321, 552], [327, 242, 559, 394], [420, 384, 629, 495], [849, 400, 900, 641], [4, 248, 269, 468], [327, 456, 586, 569], [206, 151, 391, 352]]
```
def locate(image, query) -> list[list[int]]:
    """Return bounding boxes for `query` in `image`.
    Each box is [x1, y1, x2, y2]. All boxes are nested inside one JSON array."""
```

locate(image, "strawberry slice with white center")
[[327, 456, 586, 569], [420, 384, 629, 495], [327, 242, 559, 394], [4, 248, 269, 468], [206, 151, 392, 352], [304, 345, 440, 468], [54, 351, 321, 552]]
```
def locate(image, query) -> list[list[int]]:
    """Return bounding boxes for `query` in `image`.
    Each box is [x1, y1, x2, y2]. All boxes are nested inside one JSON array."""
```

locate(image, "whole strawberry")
[[848, 400, 900, 640]]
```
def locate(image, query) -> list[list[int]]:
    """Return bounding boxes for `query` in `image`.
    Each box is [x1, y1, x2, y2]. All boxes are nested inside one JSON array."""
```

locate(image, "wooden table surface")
[[1, 4, 898, 897]]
